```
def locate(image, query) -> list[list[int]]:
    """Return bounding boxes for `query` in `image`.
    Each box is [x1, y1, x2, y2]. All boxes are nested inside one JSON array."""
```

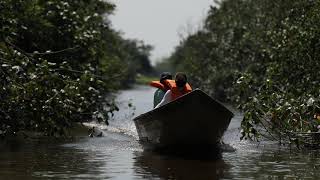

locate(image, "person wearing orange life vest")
[[155, 72, 192, 108], [149, 72, 173, 108]]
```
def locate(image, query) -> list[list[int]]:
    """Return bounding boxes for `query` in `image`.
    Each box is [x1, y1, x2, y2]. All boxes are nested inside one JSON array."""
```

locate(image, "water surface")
[[0, 85, 320, 179]]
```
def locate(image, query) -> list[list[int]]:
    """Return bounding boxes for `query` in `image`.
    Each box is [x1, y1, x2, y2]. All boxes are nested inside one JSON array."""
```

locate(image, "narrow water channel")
[[0, 85, 320, 179]]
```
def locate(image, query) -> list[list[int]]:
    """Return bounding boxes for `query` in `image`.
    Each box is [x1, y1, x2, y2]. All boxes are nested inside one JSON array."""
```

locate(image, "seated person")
[[149, 72, 172, 108], [155, 72, 192, 108]]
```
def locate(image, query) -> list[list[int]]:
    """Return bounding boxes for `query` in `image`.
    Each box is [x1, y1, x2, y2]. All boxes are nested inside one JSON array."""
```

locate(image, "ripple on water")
[[3, 86, 320, 180]]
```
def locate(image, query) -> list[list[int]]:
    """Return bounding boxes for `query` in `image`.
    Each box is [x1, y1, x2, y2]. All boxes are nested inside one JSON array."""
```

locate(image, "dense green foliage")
[[166, 0, 320, 145], [117, 39, 154, 87], [0, 0, 153, 137]]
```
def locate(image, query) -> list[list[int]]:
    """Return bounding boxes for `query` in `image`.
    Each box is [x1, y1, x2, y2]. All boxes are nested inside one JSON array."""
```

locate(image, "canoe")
[[133, 89, 234, 152]]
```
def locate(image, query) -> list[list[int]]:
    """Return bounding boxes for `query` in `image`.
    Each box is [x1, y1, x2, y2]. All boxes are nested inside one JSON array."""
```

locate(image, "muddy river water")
[[0, 85, 320, 179]]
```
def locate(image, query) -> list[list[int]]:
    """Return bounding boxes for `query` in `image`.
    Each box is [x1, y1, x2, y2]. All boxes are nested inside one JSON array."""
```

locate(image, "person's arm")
[[155, 90, 172, 108]]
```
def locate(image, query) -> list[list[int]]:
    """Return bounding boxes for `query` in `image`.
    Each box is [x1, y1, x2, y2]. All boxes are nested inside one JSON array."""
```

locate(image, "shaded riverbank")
[[1, 85, 320, 179]]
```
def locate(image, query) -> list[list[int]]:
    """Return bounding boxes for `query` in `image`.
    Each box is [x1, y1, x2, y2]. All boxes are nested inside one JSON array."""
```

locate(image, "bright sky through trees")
[[110, 0, 214, 65]]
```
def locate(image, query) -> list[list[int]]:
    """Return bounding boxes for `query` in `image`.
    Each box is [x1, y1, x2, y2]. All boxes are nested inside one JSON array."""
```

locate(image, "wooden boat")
[[133, 89, 234, 152]]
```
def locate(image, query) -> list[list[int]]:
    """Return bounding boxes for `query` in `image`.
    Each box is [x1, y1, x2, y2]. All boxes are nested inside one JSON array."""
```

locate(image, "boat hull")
[[133, 89, 234, 151]]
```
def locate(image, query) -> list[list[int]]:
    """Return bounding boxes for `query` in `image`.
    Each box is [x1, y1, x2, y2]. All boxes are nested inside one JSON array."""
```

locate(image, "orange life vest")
[[164, 80, 192, 100], [149, 81, 168, 91]]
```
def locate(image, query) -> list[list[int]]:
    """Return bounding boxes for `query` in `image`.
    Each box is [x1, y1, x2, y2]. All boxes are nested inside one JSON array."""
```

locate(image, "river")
[[0, 85, 320, 179]]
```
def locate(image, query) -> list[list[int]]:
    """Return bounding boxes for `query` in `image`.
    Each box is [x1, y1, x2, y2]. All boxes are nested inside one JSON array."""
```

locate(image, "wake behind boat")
[[133, 89, 234, 153]]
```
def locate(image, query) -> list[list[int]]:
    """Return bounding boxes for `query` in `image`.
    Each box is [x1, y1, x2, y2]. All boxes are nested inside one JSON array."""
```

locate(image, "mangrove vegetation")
[[2, 0, 320, 148], [0, 0, 154, 137], [164, 0, 320, 146]]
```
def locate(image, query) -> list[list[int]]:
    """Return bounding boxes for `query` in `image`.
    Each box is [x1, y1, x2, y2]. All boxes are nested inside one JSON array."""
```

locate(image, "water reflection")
[[2, 86, 320, 180], [0, 138, 107, 180], [133, 151, 230, 180]]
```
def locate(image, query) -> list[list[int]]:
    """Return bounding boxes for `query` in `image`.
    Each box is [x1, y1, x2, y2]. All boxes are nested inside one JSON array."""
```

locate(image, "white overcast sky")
[[109, 0, 214, 64]]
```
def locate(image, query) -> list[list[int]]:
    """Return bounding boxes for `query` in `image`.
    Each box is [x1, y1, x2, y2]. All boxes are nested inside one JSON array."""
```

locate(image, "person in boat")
[[155, 72, 192, 108], [149, 72, 173, 108]]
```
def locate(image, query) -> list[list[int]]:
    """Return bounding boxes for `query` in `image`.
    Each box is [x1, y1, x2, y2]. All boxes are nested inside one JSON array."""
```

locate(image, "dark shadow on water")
[[151, 145, 224, 160], [138, 142, 236, 160], [133, 146, 232, 180]]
